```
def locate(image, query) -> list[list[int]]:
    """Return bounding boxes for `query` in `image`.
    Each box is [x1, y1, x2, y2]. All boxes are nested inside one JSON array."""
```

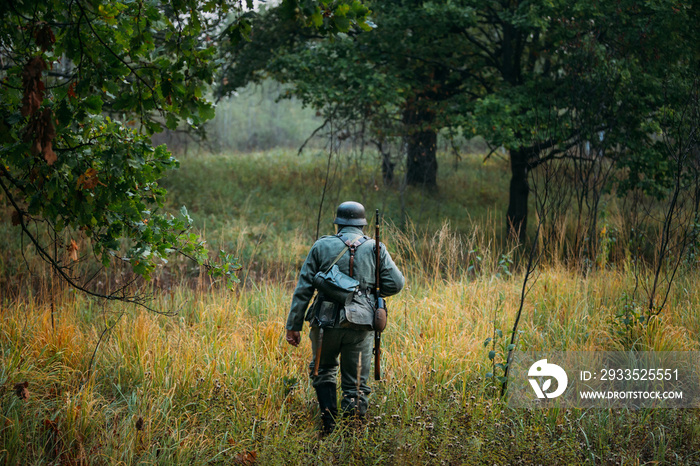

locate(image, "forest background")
[[0, 0, 699, 464]]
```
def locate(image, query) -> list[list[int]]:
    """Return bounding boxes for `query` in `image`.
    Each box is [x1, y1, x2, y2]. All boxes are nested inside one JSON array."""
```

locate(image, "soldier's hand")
[[285, 329, 301, 347]]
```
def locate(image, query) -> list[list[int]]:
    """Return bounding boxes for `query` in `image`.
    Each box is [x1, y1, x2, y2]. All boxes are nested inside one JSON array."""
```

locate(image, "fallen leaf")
[[234, 450, 257, 465], [43, 418, 58, 431], [14, 381, 29, 400]]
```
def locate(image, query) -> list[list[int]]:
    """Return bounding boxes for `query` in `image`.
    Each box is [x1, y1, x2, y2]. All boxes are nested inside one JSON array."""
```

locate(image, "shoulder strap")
[[337, 234, 369, 276], [347, 236, 369, 249], [324, 234, 365, 274], [337, 233, 368, 248], [325, 243, 349, 273]]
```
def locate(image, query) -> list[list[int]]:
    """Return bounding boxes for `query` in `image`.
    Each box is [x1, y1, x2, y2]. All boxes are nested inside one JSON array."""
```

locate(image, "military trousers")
[[309, 327, 373, 415]]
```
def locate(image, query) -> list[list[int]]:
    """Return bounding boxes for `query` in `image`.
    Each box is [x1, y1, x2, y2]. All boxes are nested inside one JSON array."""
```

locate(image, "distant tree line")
[[218, 0, 699, 245]]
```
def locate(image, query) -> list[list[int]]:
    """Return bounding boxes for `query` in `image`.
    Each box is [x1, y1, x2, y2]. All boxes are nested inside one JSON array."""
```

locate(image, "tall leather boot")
[[315, 383, 337, 435]]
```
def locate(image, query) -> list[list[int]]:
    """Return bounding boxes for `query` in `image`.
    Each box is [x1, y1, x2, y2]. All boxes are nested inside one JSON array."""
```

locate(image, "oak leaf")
[[43, 140, 57, 165], [34, 23, 56, 52], [67, 82, 77, 99], [21, 57, 46, 116], [77, 168, 100, 190], [234, 451, 257, 465], [43, 419, 58, 431], [68, 240, 79, 262]]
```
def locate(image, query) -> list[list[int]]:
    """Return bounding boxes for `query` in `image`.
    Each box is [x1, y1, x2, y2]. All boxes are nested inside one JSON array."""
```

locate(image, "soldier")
[[285, 201, 404, 435]]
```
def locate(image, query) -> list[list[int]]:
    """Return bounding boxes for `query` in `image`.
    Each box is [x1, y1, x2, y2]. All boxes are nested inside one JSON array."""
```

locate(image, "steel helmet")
[[333, 201, 368, 226]]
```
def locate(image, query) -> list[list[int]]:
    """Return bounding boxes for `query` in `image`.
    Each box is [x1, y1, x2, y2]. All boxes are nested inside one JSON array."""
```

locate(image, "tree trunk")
[[406, 129, 437, 187], [381, 152, 395, 185], [507, 148, 530, 242], [403, 108, 438, 188], [375, 139, 395, 185]]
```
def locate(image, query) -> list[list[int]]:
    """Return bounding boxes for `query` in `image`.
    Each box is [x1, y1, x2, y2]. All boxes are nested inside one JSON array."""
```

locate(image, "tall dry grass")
[[2, 220, 699, 464]]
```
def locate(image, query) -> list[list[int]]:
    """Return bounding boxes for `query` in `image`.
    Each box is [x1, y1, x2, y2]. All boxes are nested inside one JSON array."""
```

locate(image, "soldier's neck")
[[337, 226, 364, 236]]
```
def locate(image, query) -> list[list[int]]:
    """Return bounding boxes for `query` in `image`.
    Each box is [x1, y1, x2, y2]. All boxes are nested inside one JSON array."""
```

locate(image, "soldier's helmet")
[[334, 201, 368, 226]]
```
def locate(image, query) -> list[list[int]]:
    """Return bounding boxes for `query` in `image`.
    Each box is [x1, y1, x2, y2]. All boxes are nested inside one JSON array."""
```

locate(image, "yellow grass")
[[1, 261, 699, 464]]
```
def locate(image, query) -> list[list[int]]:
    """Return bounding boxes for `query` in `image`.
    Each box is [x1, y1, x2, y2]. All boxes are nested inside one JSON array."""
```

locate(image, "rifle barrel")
[[374, 209, 381, 381], [375, 209, 380, 294]]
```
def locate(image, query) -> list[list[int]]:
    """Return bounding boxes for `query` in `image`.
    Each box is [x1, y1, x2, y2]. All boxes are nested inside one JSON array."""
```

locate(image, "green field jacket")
[[285, 226, 405, 332]]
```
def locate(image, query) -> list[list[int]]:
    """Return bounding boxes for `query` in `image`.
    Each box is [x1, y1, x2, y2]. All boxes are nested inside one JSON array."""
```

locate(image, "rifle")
[[374, 209, 387, 380]]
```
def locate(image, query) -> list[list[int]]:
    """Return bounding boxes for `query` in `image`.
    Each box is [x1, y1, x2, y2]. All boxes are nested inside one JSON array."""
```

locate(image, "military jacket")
[[285, 226, 405, 331]]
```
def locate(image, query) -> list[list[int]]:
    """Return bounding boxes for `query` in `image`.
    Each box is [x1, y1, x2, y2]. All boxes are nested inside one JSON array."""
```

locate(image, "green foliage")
[[484, 295, 518, 390], [158, 149, 510, 264], [0, 0, 371, 292], [221, 0, 475, 136], [497, 253, 514, 278], [611, 293, 653, 351], [218, 0, 373, 96], [0, 0, 241, 287]]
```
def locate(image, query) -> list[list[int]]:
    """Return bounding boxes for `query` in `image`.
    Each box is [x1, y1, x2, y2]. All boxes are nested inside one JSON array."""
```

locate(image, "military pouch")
[[312, 265, 360, 306], [309, 294, 340, 328], [311, 237, 361, 306], [340, 290, 376, 330]]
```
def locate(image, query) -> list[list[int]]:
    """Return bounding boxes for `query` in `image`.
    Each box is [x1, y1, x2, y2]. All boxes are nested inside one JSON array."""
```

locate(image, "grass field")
[[1, 149, 699, 464]]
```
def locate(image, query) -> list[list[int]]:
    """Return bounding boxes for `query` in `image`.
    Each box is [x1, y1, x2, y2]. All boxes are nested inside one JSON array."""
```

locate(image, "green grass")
[[159, 148, 512, 285], [162, 148, 510, 234], [1, 148, 699, 464]]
